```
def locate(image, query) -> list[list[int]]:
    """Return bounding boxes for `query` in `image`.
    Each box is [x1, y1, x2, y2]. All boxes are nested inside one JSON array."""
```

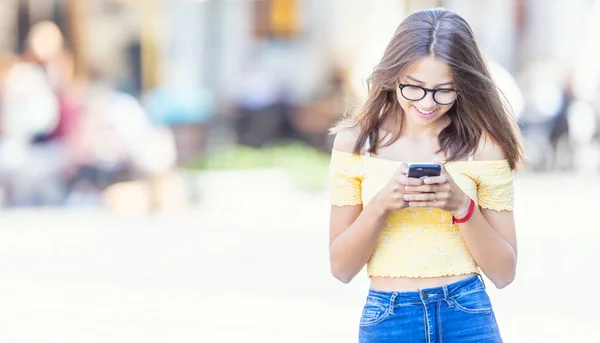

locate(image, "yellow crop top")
[[329, 149, 514, 278]]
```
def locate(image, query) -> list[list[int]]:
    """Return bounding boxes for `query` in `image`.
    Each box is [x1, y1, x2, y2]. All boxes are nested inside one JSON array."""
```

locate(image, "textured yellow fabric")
[[329, 149, 515, 278]]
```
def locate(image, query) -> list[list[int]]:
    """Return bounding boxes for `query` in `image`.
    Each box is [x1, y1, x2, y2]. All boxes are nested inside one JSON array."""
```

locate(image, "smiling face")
[[396, 55, 457, 128]]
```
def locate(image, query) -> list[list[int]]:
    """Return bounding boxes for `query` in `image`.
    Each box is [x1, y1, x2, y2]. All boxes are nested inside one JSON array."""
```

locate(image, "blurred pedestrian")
[[549, 73, 575, 171], [327, 8, 524, 342], [0, 22, 63, 206]]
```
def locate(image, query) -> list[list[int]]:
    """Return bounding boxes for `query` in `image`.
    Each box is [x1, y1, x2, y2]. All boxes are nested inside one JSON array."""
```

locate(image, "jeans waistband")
[[366, 274, 486, 306]]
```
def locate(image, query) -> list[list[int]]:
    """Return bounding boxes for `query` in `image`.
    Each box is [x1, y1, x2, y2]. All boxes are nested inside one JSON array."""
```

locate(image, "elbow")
[[490, 274, 514, 289], [489, 268, 516, 289], [487, 250, 518, 289], [333, 272, 353, 284], [330, 262, 354, 284]]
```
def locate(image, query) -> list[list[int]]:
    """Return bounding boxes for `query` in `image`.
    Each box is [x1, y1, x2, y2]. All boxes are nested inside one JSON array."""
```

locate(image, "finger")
[[423, 174, 448, 185], [396, 163, 410, 175], [404, 184, 443, 193], [408, 201, 442, 208], [398, 174, 424, 186], [436, 192, 450, 200], [437, 161, 451, 177], [424, 162, 451, 185], [403, 192, 436, 202]]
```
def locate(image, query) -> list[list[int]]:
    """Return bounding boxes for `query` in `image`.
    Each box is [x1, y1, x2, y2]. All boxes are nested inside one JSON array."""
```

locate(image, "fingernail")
[[403, 195, 409, 201], [409, 202, 415, 207], [405, 186, 411, 191], [424, 178, 430, 184]]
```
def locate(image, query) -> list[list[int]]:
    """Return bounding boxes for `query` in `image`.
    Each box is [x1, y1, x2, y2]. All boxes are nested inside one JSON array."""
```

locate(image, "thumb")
[[434, 160, 446, 170], [433, 160, 449, 177], [396, 163, 410, 175]]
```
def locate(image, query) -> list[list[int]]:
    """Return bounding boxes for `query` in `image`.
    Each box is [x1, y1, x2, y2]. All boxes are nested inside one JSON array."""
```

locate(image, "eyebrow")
[[406, 76, 453, 87]]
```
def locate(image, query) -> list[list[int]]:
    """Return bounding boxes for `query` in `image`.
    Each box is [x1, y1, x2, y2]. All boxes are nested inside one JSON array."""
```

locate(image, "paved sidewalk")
[[0, 171, 597, 342]]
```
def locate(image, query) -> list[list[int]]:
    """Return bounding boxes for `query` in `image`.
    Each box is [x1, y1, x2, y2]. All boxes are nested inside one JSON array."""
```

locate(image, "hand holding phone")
[[373, 163, 424, 213], [403, 163, 471, 215]]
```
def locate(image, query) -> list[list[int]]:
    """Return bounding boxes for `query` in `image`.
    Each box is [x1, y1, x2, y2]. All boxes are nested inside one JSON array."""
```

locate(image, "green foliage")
[[190, 142, 331, 190]]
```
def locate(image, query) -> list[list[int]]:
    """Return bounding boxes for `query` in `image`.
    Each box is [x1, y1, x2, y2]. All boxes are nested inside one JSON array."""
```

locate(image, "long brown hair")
[[332, 8, 524, 170]]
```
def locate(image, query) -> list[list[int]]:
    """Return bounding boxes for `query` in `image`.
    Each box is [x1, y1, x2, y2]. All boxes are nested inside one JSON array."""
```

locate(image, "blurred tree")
[[252, 0, 270, 37], [253, 0, 300, 39], [270, 0, 299, 38], [66, 0, 88, 76], [109, 0, 161, 93]]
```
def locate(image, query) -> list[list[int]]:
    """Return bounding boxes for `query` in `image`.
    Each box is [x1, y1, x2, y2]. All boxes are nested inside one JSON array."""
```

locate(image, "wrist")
[[452, 197, 475, 224], [369, 193, 392, 216], [452, 194, 470, 218]]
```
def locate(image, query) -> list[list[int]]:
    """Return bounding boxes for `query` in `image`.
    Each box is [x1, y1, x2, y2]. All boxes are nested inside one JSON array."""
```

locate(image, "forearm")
[[458, 207, 517, 288], [329, 201, 388, 283]]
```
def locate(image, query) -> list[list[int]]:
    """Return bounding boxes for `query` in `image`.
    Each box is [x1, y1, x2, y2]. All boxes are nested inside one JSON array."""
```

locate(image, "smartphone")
[[408, 163, 441, 178]]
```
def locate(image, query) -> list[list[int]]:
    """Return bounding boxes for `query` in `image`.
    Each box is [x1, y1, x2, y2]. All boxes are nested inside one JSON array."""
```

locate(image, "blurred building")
[[0, 0, 597, 157], [0, 0, 594, 96]]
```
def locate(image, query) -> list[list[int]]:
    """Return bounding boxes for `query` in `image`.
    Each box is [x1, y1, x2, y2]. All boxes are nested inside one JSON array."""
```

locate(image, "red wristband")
[[452, 199, 475, 224]]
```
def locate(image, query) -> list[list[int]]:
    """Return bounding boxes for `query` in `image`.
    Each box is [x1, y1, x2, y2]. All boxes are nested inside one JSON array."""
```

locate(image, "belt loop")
[[388, 292, 398, 314], [442, 285, 453, 307]]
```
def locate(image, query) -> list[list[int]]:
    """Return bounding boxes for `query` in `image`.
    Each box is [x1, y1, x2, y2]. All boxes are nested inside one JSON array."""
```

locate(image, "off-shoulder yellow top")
[[329, 149, 514, 278]]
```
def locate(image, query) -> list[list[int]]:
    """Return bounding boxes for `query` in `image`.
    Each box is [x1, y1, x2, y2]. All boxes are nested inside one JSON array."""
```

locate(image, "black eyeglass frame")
[[398, 83, 459, 105]]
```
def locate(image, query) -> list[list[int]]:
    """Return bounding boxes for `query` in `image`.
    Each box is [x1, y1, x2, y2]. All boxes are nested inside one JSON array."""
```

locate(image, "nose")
[[419, 91, 436, 109]]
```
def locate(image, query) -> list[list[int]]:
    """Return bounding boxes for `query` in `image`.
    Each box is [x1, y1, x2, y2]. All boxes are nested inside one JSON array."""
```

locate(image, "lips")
[[414, 106, 438, 118]]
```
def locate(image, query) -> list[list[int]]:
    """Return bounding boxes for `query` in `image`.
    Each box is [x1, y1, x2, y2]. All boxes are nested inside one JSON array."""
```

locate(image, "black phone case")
[[408, 164, 441, 178]]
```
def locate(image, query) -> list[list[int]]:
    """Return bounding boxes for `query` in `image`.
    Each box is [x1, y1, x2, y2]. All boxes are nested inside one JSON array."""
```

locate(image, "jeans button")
[[422, 292, 429, 300]]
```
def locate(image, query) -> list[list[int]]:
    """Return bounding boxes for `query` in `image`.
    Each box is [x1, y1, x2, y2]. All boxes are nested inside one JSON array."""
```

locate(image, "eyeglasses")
[[398, 84, 458, 105]]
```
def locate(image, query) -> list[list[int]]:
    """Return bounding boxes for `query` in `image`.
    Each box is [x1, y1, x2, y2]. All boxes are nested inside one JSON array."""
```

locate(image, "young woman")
[[328, 8, 523, 343]]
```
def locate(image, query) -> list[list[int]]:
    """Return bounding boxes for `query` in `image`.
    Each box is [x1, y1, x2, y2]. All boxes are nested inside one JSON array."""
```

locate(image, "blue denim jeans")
[[359, 274, 502, 343]]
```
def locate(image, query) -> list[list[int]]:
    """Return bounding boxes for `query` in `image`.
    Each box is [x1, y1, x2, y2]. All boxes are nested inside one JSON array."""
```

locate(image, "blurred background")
[[0, 0, 598, 342]]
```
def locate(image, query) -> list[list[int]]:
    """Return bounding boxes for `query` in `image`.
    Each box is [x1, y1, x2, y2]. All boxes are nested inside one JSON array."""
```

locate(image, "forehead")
[[402, 55, 453, 84]]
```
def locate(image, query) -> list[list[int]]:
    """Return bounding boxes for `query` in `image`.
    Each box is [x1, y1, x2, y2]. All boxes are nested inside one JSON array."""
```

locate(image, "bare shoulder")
[[473, 132, 507, 161], [333, 125, 362, 153]]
